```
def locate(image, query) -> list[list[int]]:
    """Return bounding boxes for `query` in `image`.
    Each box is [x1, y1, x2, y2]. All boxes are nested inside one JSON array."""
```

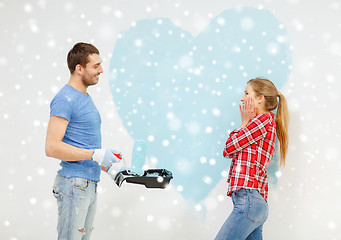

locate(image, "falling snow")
[[1, 1, 340, 240]]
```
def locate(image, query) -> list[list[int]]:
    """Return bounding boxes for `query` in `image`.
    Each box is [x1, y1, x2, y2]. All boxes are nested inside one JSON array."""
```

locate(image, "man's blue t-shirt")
[[50, 84, 102, 182]]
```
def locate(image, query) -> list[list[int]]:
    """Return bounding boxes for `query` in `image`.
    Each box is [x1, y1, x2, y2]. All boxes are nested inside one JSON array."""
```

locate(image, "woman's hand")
[[239, 96, 256, 128]]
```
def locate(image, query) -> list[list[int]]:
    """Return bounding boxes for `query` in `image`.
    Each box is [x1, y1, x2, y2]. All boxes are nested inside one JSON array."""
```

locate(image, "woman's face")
[[240, 83, 266, 114], [241, 83, 257, 103]]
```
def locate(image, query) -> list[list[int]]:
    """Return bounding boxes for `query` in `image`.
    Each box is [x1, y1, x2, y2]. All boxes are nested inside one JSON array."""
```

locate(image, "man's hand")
[[101, 165, 111, 172], [92, 149, 122, 167]]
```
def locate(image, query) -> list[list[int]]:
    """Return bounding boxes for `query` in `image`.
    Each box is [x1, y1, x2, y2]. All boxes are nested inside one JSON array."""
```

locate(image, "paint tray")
[[114, 169, 173, 189]]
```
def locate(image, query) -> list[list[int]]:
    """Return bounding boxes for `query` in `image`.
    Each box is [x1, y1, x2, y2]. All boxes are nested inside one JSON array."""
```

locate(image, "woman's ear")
[[257, 95, 265, 104]]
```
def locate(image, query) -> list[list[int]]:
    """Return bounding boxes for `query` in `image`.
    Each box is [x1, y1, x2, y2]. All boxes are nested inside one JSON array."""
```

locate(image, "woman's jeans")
[[53, 174, 98, 240], [215, 188, 268, 240]]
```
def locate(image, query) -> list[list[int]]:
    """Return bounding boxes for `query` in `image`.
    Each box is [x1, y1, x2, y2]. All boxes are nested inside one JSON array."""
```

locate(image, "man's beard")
[[81, 74, 98, 87]]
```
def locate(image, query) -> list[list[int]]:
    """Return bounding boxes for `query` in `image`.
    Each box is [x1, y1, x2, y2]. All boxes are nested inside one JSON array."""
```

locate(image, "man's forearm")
[[45, 140, 94, 162]]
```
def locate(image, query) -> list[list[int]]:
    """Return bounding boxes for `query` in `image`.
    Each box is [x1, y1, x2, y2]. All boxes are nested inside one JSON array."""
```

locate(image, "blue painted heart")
[[109, 7, 292, 203]]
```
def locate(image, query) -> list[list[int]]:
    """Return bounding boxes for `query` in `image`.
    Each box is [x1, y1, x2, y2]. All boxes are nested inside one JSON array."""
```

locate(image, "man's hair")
[[67, 42, 99, 74]]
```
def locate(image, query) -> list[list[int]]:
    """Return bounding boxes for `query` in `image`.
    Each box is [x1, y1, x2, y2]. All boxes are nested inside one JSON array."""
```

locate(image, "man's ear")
[[75, 64, 82, 74]]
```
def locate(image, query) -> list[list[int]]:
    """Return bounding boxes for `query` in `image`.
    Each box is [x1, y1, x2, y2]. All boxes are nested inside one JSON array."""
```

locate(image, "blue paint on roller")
[[131, 140, 147, 175]]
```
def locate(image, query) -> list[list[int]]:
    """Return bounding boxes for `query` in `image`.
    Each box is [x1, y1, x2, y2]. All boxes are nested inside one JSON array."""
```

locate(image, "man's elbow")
[[45, 142, 56, 158]]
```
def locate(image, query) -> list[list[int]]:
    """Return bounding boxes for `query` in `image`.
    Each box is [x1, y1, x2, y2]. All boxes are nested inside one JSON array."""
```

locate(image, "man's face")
[[81, 54, 103, 86]]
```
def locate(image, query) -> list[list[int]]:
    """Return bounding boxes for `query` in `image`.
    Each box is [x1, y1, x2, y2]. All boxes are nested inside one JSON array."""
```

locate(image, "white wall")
[[0, 0, 340, 239]]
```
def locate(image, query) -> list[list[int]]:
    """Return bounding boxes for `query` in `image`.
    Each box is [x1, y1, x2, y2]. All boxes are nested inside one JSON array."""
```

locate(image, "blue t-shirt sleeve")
[[50, 95, 73, 121]]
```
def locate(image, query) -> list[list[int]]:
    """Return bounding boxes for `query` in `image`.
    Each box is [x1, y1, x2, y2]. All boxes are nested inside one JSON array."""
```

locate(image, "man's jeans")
[[215, 188, 268, 240], [53, 174, 98, 240]]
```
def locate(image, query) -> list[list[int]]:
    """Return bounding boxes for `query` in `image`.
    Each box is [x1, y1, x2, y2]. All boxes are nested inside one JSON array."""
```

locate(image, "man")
[[45, 42, 121, 240]]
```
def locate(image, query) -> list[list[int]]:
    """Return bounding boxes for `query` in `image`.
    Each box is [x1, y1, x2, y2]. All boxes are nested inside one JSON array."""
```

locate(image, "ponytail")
[[275, 92, 289, 166], [247, 78, 289, 166]]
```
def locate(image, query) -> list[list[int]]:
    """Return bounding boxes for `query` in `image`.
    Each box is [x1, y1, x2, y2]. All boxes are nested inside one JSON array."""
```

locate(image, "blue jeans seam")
[[226, 210, 243, 240], [67, 186, 73, 240]]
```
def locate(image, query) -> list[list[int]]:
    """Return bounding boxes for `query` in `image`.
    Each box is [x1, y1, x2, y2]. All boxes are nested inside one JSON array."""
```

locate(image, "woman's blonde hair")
[[248, 78, 289, 166]]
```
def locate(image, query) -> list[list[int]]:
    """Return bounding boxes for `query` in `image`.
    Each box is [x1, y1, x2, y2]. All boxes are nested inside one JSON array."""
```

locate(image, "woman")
[[215, 78, 289, 240]]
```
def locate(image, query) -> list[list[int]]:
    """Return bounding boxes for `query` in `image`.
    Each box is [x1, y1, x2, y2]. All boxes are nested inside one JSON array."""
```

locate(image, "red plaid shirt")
[[223, 112, 276, 201]]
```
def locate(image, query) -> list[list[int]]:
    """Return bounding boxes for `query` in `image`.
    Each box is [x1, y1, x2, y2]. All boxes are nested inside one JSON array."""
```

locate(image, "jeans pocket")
[[232, 191, 247, 213], [247, 196, 268, 223], [72, 178, 90, 191]]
